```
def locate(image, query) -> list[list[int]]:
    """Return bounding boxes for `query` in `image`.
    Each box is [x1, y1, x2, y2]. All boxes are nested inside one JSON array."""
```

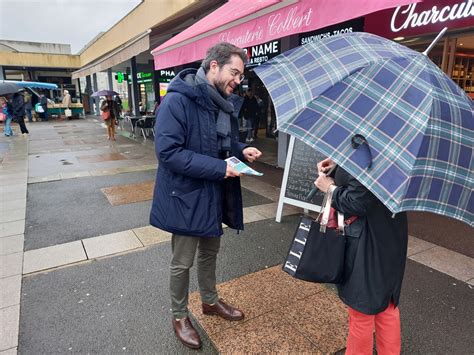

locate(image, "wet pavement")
[[1, 117, 473, 354]]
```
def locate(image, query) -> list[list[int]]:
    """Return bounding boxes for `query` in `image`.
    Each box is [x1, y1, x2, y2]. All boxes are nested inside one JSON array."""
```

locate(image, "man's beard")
[[215, 80, 230, 98]]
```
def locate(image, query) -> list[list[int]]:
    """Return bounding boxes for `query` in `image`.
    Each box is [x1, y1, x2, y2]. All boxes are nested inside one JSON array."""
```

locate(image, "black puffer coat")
[[331, 166, 408, 315]]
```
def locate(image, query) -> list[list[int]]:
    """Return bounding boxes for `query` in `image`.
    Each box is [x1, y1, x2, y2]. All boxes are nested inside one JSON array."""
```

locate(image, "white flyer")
[[225, 156, 264, 176]]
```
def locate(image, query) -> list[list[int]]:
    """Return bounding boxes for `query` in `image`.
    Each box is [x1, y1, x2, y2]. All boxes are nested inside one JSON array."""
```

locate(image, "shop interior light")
[[393, 36, 405, 41]]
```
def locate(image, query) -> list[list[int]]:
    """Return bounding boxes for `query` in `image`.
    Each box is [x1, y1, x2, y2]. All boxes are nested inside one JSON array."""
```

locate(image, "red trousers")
[[345, 303, 401, 355]]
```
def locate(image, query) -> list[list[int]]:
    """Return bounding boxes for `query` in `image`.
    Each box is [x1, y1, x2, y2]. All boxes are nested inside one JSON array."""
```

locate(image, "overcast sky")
[[0, 0, 141, 53]]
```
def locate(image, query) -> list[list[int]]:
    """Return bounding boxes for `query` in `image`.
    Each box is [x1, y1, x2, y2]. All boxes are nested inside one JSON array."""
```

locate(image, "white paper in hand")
[[225, 156, 263, 176]]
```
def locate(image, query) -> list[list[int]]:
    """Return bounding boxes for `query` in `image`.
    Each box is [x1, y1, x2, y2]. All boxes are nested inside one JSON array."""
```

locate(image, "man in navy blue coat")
[[150, 42, 262, 349]]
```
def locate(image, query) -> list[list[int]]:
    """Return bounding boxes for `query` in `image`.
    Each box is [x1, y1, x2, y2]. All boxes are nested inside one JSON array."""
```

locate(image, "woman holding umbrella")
[[315, 157, 408, 355], [1, 96, 14, 137], [100, 95, 120, 141]]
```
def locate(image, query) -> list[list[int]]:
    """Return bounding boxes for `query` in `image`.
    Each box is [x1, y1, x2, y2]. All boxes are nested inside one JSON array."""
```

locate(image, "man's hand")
[[317, 158, 335, 174], [242, 147, 262, 163], [225, 163, 240, 178]]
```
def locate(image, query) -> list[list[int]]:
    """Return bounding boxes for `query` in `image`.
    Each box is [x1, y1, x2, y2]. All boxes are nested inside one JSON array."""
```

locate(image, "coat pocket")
[[165, 186, 209, 233]]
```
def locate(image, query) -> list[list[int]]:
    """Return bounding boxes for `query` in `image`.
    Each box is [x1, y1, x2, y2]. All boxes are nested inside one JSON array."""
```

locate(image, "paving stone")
[[0, 305, 19, 351], [0, 221, 25, 238], [101, 181, 154, 206], [0, 190, 26, 202], [410, 246, 474, 282], [0, 235, 24, 256], [407, 235, 436, 257], [0, 185, 26, 194], [243, 207, 267, 223], [248, 202, 279, 219], [277, 291, 348, 353], [0, 253, 23, 278], [23, 241, 87, 274], [0, 178, 27, 187], [59, 171, 92, 179], [78, 153, 126, 163], [89, 168, 121, 176], [0, 209, 25, 224], [132, 226, 171, 246], [467, 278, 474, 287], [0, 200, 26, 213], [82, 231, 143, 259], [0, 347, 17, 354], [210, 311, 321, 353], [0, 275, 21, 308]]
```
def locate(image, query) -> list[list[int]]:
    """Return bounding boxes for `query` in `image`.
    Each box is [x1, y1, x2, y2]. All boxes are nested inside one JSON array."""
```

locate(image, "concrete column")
[[76, 78, 82, 104], [0, 66, 5, 80], [129, 57, 140, 116], [92, 73, 100, 116], [107, 68, 114, 91]]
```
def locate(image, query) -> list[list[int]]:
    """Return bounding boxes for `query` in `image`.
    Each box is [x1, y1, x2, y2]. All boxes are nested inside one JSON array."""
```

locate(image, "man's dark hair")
[[201, 42, 247, 71]]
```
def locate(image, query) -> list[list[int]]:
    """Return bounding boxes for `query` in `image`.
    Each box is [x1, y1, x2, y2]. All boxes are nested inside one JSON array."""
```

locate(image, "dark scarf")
[[195, 67, 234, 154]]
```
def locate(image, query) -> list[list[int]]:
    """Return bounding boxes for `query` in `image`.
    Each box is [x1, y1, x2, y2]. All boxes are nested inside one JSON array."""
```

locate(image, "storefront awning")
[[72, 30, 151, 80], [151, 0, 421, 70]]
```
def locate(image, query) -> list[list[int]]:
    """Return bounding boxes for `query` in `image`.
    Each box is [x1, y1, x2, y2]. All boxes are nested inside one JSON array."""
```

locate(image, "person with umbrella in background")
[[100, 95, 120, 141], [1, 96, 14, 136], [12, 91, 29, 135]]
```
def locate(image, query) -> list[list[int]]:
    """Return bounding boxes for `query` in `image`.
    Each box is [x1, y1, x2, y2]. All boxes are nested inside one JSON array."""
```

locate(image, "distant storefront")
[[365, 0, 474, 98]]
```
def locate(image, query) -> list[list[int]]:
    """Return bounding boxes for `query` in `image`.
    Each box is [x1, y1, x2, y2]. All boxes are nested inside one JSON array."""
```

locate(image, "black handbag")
[[283, 187, 346, 283]]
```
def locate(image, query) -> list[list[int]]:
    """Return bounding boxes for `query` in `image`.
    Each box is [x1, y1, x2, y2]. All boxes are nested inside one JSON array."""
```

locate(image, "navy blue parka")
[[150, 68, 247, 237]]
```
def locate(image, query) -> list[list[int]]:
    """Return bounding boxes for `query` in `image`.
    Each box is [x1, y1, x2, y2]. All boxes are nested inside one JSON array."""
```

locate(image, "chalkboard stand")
[[276, 136, 322, 222]]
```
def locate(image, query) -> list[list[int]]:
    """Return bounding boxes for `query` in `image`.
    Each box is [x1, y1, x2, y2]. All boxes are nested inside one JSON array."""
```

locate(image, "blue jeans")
[[25, 109, 32, 122], [4, 116, 13, 136]]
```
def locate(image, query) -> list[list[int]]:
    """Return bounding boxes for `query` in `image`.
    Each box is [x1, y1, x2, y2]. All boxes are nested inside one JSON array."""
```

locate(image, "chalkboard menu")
[[276, 136, 328, 222], [285, 138, 327, 204]]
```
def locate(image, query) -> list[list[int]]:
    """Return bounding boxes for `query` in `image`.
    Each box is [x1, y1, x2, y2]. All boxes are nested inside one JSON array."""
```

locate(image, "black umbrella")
[[91, 90, 119, 97], [0, 80, 22, 96]]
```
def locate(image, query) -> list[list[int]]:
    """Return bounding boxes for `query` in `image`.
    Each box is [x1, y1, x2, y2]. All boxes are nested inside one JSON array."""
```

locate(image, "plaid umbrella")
[[254, 32, 473, 227]]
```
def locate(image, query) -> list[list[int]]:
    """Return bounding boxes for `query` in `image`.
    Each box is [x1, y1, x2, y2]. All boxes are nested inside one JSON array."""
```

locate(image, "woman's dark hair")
[[201, 42, 247, 71]]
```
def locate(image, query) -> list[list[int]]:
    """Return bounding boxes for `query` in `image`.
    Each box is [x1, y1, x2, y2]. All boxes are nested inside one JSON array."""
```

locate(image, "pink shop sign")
[[153, 0, 421, 69]]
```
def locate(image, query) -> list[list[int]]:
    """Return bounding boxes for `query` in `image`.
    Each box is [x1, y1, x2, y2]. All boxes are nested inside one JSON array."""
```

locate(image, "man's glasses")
[[228, 68, 245, 82]]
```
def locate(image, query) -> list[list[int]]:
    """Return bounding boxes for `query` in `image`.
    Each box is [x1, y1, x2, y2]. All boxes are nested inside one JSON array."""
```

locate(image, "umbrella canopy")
[[0, 81, 22, 96], [254, 32, 473, 226], [0, 80, 58, 96], [91, 90, 119, 97]]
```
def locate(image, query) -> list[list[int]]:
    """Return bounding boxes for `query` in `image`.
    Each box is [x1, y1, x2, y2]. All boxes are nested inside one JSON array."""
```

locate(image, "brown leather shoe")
[[202, 299, 244, 321], [172, 317, 202, 349]]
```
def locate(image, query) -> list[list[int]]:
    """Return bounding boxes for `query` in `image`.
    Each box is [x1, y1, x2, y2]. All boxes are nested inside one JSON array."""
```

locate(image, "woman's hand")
[[317, 158, 335, 174], [315, 172, 335, 193]]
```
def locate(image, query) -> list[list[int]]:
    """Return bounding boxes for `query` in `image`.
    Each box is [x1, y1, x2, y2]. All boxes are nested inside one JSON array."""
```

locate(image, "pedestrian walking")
[[62, 90, 71, 118], [100, 95, 119, 141], [242, 90, 259, 142], [39, 93, 48, 121], [1, 96, 14, 136], [24, 91, 33, 122], [315, 158, 408, 355], [150, 42, 262, 350], [12, 92, 29, 135]]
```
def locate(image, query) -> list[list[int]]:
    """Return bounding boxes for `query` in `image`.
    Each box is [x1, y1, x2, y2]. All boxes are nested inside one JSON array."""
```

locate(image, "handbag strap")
[[319, 187, 334, 233]]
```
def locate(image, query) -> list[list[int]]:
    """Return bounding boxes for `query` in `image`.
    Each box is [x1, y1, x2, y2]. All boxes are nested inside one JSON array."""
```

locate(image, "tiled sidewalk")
[[0, 135, 28, 353]]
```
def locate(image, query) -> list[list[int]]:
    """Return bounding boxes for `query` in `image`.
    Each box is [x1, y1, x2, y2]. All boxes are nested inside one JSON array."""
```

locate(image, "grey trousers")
[[170, 234, 221, 319]]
